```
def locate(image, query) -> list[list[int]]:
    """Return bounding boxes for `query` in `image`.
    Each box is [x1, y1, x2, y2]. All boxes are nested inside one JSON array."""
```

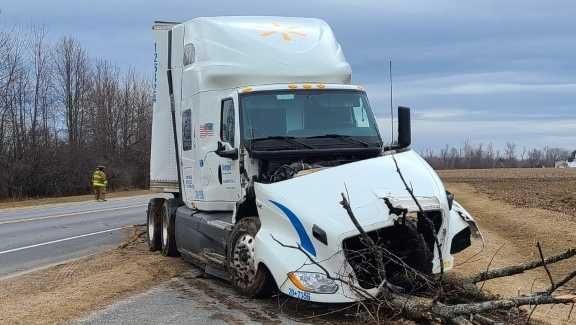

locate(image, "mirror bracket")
[[215, 141, 239, 160]]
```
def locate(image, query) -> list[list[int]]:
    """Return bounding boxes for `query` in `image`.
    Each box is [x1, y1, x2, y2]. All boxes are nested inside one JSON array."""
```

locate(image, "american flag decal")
[[199, 123, 214, 138]]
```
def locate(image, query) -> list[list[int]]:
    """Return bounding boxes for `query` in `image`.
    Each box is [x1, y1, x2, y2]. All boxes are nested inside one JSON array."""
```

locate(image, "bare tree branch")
[[469, 248, 576, 283]]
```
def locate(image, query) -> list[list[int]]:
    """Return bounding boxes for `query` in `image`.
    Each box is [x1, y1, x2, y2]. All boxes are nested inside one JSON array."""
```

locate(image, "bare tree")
[[54, 37, 91, 146], [424, 142, 573, 170], [0, 23, 153, 200], [29, 25, 52, 147], [504, 142, 516, 167]]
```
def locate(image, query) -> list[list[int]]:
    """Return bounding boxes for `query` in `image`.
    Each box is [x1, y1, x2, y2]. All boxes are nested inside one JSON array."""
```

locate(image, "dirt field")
[[440, 168, 576, 217], [441, 168, 576, 324]]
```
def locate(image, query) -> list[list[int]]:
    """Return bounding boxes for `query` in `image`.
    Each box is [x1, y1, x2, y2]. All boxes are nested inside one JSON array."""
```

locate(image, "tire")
[[161, 198, 180, 257], [147, 198, 164, 251], [227, 217, 275, 298]]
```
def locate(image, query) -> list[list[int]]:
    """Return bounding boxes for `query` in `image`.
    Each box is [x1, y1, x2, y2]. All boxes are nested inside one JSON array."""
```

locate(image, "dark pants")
[[94, 186, 106, 201]]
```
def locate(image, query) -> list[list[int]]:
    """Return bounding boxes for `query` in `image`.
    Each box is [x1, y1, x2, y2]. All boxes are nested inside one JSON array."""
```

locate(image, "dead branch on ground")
[[469, 248, 576, 284]]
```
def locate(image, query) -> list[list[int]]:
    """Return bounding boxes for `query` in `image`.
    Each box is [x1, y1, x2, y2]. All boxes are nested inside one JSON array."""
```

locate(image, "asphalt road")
[[0, 195, 153, 277]]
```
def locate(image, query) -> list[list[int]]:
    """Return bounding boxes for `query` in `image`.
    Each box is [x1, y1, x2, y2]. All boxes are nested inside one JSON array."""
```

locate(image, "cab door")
[[214, 97, 241, 203], [195, 93, 241, 211]]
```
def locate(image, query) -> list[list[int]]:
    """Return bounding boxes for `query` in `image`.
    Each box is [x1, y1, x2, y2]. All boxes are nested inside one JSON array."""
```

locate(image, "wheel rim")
[[147, 209, 155, 242], [162, 213, 168, 247], [232, 234, 257, 289]]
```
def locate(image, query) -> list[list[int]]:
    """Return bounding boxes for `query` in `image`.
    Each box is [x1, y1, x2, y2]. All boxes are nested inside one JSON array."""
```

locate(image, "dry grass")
[[0, 227, 187, 325], [0, 189, 151, 210]]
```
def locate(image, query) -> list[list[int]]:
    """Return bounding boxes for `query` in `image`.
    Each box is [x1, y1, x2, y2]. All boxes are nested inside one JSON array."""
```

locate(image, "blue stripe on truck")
[[269, 200, 316, 257]]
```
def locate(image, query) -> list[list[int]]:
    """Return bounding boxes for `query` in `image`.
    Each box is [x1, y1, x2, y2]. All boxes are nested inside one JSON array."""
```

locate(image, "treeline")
[[0, 25, 152, 199], [423, 141, 573, 169]]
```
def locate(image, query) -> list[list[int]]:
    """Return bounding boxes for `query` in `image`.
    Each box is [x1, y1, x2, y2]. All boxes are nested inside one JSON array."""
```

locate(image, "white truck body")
[[150, 17, 350, 193], [555, 151, 576, 168], [149, 16, 480, 303]]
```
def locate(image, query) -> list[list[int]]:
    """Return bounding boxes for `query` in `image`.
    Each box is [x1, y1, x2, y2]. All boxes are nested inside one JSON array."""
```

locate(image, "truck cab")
[[147, 16, 481, 303], [185, 84, 383, 210]]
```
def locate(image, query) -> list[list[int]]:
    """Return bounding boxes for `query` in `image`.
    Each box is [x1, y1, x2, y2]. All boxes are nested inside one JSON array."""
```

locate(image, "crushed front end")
[[252, 150, 481, 303]]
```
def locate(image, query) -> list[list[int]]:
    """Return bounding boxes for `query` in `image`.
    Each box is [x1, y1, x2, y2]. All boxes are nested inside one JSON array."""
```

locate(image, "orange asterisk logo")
[[260, 22, 306, 42]]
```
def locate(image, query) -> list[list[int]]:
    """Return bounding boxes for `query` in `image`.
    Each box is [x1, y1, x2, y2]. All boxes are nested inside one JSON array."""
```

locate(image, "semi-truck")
[[147, 16, 481, 303]]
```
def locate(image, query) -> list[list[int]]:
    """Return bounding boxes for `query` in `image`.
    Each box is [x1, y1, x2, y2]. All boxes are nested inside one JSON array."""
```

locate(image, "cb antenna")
[[389, 60, 394, 145]]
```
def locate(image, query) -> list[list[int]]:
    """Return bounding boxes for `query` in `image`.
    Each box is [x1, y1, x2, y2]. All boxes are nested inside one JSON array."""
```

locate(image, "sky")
[[1, 0, 575, 151]]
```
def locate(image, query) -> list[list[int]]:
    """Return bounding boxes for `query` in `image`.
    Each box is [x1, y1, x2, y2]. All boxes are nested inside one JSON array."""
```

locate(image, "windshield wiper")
[[305, 134, 371, 147], [250, 136, 315, 149]]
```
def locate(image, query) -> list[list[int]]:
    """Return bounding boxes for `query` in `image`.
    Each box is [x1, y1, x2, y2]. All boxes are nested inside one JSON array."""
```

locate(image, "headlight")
[[287, 271, 339, 294]]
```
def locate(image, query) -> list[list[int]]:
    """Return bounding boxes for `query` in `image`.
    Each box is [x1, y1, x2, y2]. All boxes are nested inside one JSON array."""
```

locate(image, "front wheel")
[[227, 217, 275, 298]]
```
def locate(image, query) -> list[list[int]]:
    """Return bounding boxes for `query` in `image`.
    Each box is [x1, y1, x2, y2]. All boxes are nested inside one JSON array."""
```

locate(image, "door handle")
[[218, 165, 222, 184]]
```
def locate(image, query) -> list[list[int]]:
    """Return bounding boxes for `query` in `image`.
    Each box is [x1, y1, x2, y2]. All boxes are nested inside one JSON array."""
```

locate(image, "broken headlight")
[[287, 271, 338, 294]]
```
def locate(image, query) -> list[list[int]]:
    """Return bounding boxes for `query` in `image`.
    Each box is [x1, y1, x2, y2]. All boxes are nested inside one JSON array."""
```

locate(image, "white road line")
[[0, 226, 132, 256], [0, 204, 147, 225]]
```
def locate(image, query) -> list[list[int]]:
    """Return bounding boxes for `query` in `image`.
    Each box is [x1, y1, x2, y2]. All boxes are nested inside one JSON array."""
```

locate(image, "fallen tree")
[[273, 154, 576, 324]]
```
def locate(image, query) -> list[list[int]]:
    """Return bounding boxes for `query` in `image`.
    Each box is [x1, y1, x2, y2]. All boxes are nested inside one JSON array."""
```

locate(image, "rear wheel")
[[227, 217, 274, 298], [147, 198, 164, 251], [161, 199, 180, 257]]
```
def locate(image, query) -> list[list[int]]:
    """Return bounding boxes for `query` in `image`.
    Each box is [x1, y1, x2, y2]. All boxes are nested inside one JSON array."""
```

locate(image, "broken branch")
[[340, 191, 388, 290], [469, 247, 576, 283], [537, 242, 556, 290], [549, 270, 576, 294], [391, 153, 445, 282]]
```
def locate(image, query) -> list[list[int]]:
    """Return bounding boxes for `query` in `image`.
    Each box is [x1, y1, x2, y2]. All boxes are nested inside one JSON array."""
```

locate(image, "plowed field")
[[440, 168, 576, 217], [440, 168, 576, 324]]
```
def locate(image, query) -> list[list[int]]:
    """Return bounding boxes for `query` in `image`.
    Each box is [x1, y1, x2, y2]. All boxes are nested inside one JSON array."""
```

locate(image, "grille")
[[342, 210, 442, 290], [425, 210, 443, 233]]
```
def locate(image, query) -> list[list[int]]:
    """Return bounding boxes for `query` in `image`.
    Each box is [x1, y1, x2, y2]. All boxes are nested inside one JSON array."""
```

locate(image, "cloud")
[[2, 0, 574, 150], [444, 82, 576, 95], [366, 71, 576, 98], [413, 109, 470, 120], [377, 117, 576, 150]]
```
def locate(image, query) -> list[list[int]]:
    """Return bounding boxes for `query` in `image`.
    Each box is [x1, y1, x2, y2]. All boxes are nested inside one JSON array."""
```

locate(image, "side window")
[[183, 43, 195, 66], [221, 99, 235, 146], [182, 109, 192, 151]]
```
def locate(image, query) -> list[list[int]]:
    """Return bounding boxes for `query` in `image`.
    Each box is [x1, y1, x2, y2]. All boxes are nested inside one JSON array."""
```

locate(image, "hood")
[[254, 150, 447, 237]]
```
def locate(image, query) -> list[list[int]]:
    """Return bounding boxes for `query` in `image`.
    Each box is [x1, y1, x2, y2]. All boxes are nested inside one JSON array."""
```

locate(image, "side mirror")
[[397, 106, 411, 149], [215, 141, 239, 160]]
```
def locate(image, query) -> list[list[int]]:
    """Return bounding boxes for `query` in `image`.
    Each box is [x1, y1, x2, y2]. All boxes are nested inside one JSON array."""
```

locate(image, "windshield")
[[240, 90, 382, 148]]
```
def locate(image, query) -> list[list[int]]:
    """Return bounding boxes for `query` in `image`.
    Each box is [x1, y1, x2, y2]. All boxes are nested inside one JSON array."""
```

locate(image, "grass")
[[0, 189, 152, 210]]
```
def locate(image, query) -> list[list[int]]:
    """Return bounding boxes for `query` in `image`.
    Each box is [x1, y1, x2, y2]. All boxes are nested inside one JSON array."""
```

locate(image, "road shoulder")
[[0, 190, 152, 210], [0, 227, 188, 325]]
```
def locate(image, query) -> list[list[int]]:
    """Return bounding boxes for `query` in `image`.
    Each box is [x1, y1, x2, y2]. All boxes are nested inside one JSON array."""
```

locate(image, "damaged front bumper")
[[251, 153, 482, 303], [257, 198, 482, 303]]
